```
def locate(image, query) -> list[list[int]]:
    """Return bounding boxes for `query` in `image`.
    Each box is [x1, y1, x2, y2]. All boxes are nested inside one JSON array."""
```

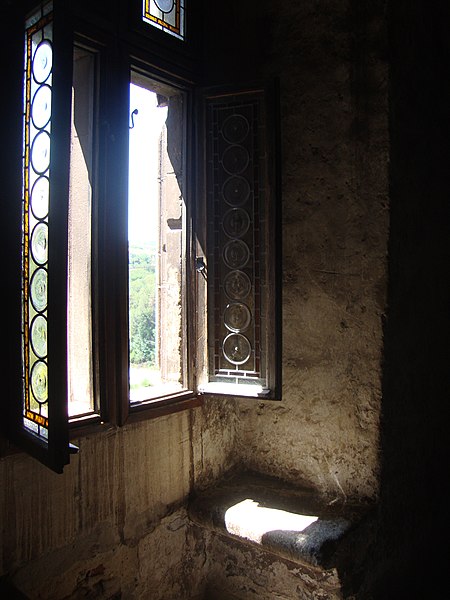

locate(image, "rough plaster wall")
[[230, 0, 389, 502], [0, 402, 238, 598], [203, 532, 343, 600], [191, 398, 239, 490], [9, 510, 206, 600], [355, 2, 450, 597], [2, 1, 391, 598]]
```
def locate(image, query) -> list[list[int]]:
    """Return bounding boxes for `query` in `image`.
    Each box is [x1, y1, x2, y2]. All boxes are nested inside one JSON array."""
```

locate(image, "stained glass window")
[[142, 0, 185, 40], [22, 2, 54, 440], [201, 88, 280, 397], [7, 0, 279, 475]]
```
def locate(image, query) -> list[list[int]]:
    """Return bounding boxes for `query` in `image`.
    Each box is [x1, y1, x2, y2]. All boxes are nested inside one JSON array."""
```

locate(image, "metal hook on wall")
[[129, 108, 139, 129]]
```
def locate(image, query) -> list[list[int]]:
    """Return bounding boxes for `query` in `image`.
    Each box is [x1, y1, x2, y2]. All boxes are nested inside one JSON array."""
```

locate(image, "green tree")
[[129, 247, 156, 366]]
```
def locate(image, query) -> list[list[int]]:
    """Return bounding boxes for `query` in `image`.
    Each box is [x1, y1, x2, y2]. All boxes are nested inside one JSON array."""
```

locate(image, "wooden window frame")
[[3, 0, 281, 473]]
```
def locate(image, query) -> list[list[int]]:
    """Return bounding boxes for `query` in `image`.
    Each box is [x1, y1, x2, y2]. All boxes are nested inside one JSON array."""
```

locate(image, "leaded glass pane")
[[22, 2, 54, 439], [142, 0, 185, 40], [204, 92, 276, 395]]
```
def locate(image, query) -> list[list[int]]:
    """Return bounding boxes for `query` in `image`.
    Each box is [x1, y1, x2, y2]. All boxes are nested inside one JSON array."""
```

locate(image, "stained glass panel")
[[142, 0, 185, 40], [22, 2, 54, 439], [201, 87, 280, 398], [206, 99, 262, 383]]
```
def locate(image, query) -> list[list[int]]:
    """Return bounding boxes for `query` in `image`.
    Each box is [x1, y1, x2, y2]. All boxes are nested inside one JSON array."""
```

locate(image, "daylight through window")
[[128, 74, 187, 403]]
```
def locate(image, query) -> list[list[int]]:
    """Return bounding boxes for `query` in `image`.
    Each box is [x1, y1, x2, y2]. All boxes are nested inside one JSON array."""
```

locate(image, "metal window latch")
[[196, 257, 207, 280]]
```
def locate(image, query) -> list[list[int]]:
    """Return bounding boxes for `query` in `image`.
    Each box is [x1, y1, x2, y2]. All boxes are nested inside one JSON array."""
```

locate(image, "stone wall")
[[202, 0, 388, 502], [1, 0, 391, 597], [0, 403, 238, 598], [356, 2, 450, 597]]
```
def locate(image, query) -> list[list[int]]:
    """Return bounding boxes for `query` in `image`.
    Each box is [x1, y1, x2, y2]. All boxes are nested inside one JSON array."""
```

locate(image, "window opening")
[[67, 45, 96, 417], [128, 73, 187, 403], [142, 0, 185, 40], [11, 0, 280, 475]]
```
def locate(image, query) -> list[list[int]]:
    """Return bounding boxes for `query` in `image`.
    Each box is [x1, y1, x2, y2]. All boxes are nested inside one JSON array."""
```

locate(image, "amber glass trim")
[[142, 0, 184, 40], [22, 7, 54, 436]]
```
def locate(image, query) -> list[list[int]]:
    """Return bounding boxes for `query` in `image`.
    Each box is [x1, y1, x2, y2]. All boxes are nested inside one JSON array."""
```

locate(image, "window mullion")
[[100, 45, 131, 426]]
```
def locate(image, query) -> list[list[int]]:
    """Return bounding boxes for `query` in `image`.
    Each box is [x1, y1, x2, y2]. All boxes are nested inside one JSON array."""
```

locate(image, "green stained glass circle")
[[31, 314, 47, 359], [31, 176, 49, 219], [31, 222, 48, 265], [32, 40, 52, 84], [31, 360, 48, 403], [30, 267, 47, 312], [222, 333, 251, 365]]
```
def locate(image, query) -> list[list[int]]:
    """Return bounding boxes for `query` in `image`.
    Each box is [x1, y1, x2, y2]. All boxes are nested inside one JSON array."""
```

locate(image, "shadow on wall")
[[358, 2, 450, 598]]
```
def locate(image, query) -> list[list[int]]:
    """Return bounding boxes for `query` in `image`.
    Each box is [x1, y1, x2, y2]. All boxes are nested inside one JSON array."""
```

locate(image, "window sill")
[[198, 382, 274, 399], [188, 470, 369, 571], [68, 392, 203, 438], [127, 393, 202, 423]]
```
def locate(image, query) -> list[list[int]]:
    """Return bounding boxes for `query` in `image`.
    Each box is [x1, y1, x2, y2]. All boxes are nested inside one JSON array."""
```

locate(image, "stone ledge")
[[188, 470, 368, 571]]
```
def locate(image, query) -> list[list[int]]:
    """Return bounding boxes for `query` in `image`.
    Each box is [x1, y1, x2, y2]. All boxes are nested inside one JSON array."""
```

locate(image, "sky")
[[128, 83, 168, 246]]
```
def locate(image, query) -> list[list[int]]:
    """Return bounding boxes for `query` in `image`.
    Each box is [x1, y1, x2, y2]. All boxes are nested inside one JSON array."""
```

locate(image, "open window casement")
[[7, 1, 77, 473], [197, 84, 281, 400], [4, 1, 281, 474]]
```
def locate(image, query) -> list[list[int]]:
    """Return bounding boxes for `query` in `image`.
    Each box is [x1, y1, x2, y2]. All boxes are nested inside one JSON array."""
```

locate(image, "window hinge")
[[196, 256, 207, 280]]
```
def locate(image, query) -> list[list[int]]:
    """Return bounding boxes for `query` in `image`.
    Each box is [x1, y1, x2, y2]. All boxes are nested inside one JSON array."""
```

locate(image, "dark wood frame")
[[3, 0, 281, 472]]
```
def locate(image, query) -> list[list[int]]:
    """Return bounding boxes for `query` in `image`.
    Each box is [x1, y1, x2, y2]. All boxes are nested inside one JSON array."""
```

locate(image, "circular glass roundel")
[[33, 40, 53, 84], [221, 114, 249, 144], [224, 270, 251, 300], [30, 267, 48, 312], [224, 302, 251, 333], [31, 314, 47, 359], [223, 333, 251, 365], [222, 176, 250, 206], [31, 176, 49, 219], [223, 208, 250, 239], [155, 0, 174, 12], [222, 145, 249, 175], [31, 360, 48, 403], [31, 222, 48, 265], [31, 130, 51, 174], [223, 239, 250, 269], [31, 84, 52, 129]]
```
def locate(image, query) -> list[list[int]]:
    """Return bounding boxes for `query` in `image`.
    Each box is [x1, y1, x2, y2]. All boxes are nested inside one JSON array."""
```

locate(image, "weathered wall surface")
[[0, 403, 238, 598], [202, 1, 389, 501], [356, 2, 450, 597], [2, 0, 391, 598], [202, 532, 343, 600]]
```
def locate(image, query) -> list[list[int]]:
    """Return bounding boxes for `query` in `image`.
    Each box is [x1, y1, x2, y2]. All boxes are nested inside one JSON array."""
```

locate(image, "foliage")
[[129, 246, 156, 366]]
